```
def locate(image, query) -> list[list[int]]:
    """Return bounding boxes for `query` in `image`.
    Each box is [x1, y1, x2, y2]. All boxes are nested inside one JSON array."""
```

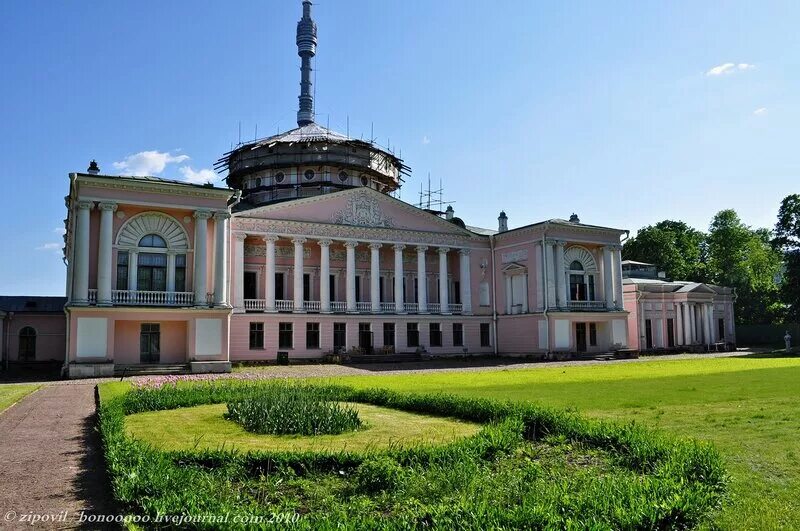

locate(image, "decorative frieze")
[[244, 244, 311, 259], [501, 249, 528, 264], [331, 191, 394, 228]]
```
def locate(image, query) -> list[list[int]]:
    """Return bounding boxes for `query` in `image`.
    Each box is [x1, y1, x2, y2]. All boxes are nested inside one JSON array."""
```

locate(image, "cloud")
[[112, 150, 190, 176], [36, 242, 62, 252], [705, 63, 756, 76], [753, 107, 767, 115], [179, 166, 217, 185], [53, 227, 66, 236], [421, 135, 431, 145]]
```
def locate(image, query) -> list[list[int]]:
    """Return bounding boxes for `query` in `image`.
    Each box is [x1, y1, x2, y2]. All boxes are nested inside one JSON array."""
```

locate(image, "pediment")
[[234, 188, 473, 236]]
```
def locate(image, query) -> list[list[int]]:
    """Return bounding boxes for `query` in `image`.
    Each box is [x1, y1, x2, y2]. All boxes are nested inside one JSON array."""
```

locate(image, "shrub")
[[224, 384, 362, 435], [353, 456, 405, 493]]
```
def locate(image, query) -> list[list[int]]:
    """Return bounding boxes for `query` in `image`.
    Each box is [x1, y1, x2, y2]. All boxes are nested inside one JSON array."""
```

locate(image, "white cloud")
[[179, 166, 217, 185], [422, 135, 431, 145], [753, 107, 768, 115], [53, 227, 66, 236], [705, 62, 756, 76], [36, 242, 62, 252], [112, 150, 190, 176]]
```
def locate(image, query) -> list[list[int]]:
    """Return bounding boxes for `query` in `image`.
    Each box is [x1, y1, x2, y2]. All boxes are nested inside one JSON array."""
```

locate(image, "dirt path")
[[0, 385, 115, 529]]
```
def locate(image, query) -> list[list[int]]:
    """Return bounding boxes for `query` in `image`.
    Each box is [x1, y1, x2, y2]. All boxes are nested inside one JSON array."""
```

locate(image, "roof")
[[76, 172, 232, 192], [495, 217, 628, 238], [466, 225, 497, 236], [0, 296, 66, 313], [623, 278, 732, 295], [621, 260, 655, 266]]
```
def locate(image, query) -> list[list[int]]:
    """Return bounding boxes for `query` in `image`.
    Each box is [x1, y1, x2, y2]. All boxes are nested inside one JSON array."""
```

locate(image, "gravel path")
[[0, 385, 115, 529]]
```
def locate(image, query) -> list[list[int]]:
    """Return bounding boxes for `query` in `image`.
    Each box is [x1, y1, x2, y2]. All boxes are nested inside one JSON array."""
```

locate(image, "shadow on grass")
[[731, 349, 800, 359]]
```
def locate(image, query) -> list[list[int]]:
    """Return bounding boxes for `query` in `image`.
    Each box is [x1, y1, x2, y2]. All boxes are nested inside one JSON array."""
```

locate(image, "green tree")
[[622, 220, 706, 281], [706, 209, 783, 324], [774, 194, 800, 322]]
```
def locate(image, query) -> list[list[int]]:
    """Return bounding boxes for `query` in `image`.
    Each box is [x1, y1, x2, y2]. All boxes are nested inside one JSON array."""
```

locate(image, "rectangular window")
[[667, 318, 675, 347], [175, 254, 186, 292], [379, 277, 385, 302], [306, 322, 320, 349], [645, 319, 653, 349], [480, 323, 491, 347], [413, 278, 418, 303], [278, 322, 293, 349], [383, 323, 395, 347], [588, 275, 595, 301], [717, 318, 725, 341], [407, 323, 419, 347], [430, 323, 442, 347], [275, 272, 285, 300], [355, 275, 361, 302], [137, 253, 168, 292], [333, 323, 346, 351], [303, 274, 311, 302], [454, 281, 461, 304], [589, 322, 597, 346], [453, 323, 464, 347], [116, 251, 129, 290], [329, 274, 336, 301], [359, 323, 373, 352], [249, 322, 264, 349]]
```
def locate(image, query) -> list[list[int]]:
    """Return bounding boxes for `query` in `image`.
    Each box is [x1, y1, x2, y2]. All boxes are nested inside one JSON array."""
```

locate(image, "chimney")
[[87, 160, 100, 175], [498, 211, 508, 232], [445, 205, 454, 220]]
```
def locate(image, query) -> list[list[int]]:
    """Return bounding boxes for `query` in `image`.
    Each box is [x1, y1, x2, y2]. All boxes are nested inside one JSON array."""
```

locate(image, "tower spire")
[[296, 0, 317, 126]]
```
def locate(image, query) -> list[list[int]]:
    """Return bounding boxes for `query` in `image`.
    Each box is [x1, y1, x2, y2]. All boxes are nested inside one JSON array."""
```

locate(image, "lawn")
[[126, 402, 480, 452], [325, 354, 800, 530], [0, 384, 39, 413]]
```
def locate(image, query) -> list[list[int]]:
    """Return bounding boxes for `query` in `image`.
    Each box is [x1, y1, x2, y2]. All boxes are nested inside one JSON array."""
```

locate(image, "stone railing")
[[566, 300, 607, 311], [112, 290, 194, 306]]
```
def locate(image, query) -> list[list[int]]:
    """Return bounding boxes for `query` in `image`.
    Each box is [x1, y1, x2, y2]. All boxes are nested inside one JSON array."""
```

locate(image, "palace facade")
[[0, 1, 736, 377]]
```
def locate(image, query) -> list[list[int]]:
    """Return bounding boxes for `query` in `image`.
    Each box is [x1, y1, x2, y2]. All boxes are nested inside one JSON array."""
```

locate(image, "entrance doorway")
[[140, 323, 160, 363], [244, 271, 257, 300], [358, 323, 373, 354], [575, 322, 587, 352]]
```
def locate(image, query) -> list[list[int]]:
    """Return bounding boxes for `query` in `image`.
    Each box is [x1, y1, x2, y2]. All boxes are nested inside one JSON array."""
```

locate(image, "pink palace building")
[[1, 1, 736, 378]]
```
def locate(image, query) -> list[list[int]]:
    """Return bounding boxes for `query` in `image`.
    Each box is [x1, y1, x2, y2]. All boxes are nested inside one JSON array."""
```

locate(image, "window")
[[589, 323, 597, 346], [304, 169, 315, 180], [278, 323, 293, 349], [359, 323, 373, 352], [718, 318, 725, 341], [274, 172, 285, 184], [117, 251, 129, 289], [430, 323, 442, 347], [175, 254, 186, 292], [480, 323, 491, 347], [137, 253, 167, 291], [407, 323, 419, 347], [355, 275, 361, 302], [453, 323, 464, 347], [360, 176, 369, 186], [453, 281, 461, 305], [329, 275, 336, 302], [255, 177, 262, 187], [383, 323, 395, 347], [303, 274, 311, 302], [139, 234, 167, 248], [306, 322, 320, 349], [645, 319, 653, 349], [570, 274, 587, 301], [338, 171, 349, 182], [333, 323, 346, 351], [249, 322, 264, 349], [275, 272, 285, 300], [18, 326, 36, 361], [570, 260, 584, 271], [667, 318, 675, 347]]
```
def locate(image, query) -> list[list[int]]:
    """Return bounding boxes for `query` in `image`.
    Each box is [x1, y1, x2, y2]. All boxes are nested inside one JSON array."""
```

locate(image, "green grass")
[[0, 384, 39, 413], [126, 402, 480, 452], [98, 380, 726, 528], [328, 355, 800, 530]]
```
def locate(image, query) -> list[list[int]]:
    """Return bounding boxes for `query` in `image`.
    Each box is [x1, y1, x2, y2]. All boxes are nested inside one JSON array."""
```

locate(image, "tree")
[[622, 220, 706, 281], [774, 194, 800, 322], [706, 209, 783, 324]]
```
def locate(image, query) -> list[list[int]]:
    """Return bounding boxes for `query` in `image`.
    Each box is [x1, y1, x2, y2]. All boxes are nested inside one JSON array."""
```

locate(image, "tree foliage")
[[774, 194, 800, 322], [622, 220, 706, 281]]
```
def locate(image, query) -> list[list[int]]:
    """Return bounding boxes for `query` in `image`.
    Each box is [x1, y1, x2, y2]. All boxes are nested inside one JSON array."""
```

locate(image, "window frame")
[[429, 323, 442, 347], [306, 322, 320, 349], [480, 323, 491, 347], [333, 322, 346, 351], [383, 322, 395, 348], [249, 322, 264, 350], [278, 322, 293, 349], [407, 322, 419, 348], [452, 323, 464, 347]]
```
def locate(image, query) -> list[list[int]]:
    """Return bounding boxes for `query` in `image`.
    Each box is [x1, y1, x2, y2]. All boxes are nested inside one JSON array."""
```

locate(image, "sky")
[[0, 0, 797, 296]]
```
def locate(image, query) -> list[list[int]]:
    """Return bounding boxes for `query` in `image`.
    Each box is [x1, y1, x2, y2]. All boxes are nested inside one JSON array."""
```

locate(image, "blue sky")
[[0, 0, 797, 295]]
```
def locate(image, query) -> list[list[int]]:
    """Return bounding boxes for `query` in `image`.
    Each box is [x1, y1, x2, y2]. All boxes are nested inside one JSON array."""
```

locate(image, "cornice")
[[76, 174, 234, 200]]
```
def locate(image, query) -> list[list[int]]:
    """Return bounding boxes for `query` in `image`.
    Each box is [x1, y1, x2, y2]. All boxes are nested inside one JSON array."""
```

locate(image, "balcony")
[[565, 300, 608, 311], [242, 299, 466, 314], [85, 289, 196, 307]]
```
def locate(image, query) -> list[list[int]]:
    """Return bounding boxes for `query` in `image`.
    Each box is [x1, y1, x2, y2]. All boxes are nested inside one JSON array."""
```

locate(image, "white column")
[[72, 200, 93, 304], [438, 247, 450, 314], [545, 240, 556, 308], [345, 240, 358, 312], [264, 235, 278, 312], [232, 232, 246, 309], [394, 245, 405, 313], [417, 246, 428, 313], [533, 243, 544, 311], [602, 246, 614, 310], [675, 303, 683, 346], [96, 202, 116, 306], [682, 302, 690, 345], [166, 252, 176, 293], [369, 243, 382, 313], [690, 304, 698, 343], [213, 212, 230, 307], [292, 238, 306, 312], [706, 303, 715, 344], [639, 300, 647, 349], [319, 239, 332, 313], [459, 249, 472, 314], [613, 245, 624, 309], [555, 240, 566, 308], [193, 210, 211, 307]]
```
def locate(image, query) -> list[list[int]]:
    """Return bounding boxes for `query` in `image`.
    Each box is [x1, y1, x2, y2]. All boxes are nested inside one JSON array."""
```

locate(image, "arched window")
[[139, 234, 167, 248], [255, 177, 262, 187], [274, 172, 285, 184], [304, 169, 315, 180], [570, 260, 584, 271], [338, 171, 349, 182], [19, 327, 36, 361]]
